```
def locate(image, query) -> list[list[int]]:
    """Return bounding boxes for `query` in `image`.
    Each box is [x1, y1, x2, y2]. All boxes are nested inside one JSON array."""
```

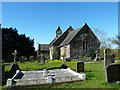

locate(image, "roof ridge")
[[50, 26, 74, 46], [67, 23, 87, 44]]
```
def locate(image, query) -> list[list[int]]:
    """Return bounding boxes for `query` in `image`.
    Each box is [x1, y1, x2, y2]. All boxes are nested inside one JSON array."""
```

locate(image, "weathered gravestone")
[[76, 62, 84, 73], [105, 64, 120, 83], [110, 54, 115, 63], [12, 50, 17, 63], [38, 55, 45, 65], [29, 56, 34, 62], [19, 56, 25, 63], [104, 49, 112, 69]]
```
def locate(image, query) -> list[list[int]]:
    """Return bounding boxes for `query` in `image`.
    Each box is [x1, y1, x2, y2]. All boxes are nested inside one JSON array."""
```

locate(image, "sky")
[[2, 2, 118, 50]]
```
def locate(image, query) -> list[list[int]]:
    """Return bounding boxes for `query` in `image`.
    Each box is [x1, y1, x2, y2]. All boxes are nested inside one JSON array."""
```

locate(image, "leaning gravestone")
[[76, 62, 84, 73], [104, 49, 112, 69], [105, 64, 120, 83], [110, 54, 115, 63]]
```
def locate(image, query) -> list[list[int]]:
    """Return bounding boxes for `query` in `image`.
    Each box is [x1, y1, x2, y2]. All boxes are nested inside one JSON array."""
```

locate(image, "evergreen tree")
[[2, 27, 35, 62]]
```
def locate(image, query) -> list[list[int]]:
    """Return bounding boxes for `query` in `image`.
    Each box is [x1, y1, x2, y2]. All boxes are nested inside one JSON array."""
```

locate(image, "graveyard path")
[[4, 63, 13, 67]]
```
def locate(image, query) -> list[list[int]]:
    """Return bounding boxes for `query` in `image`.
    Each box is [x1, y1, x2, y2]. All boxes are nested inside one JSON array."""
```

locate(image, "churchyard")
[[2, 55, 120, 89]]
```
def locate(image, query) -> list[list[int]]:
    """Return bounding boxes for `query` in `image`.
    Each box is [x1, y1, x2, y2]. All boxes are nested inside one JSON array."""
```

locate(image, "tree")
[[2, 27, 35, 62], [94, 29, 112, 58], [111, 35, 120, 57], [112, 35, 120, 47]]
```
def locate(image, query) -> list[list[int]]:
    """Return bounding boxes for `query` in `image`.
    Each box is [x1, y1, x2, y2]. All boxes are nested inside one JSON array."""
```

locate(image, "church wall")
[[60, 45, 70, 60], [70, 26, 100, 61], [49, 46, 60, 60]]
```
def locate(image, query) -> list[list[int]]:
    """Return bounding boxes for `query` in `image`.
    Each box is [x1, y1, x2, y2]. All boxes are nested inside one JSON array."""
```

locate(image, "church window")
[[83, 41, 87, 50]]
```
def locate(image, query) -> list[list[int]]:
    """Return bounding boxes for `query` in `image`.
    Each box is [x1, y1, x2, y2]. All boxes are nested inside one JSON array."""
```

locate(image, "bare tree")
[[94, 29, 112, 58], [112, 35, 120, 46], [94, 28, 111, 48]]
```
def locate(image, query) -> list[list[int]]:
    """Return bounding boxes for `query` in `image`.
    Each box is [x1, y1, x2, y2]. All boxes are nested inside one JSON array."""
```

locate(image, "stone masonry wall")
[[60, 45, 70, 60], [70, 25, 100, 61], [49, 46, 60, 60]]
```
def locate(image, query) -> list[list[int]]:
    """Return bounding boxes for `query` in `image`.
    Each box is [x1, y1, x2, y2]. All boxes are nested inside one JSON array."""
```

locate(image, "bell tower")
[[56, 26, 62, 37]]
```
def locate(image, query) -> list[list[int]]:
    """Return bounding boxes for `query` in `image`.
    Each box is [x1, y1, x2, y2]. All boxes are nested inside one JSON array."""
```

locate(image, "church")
[[38, 23, 100, 61]]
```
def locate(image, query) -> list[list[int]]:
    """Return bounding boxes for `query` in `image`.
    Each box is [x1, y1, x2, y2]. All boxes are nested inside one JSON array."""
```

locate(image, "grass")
[[2, 60, 120, 89]]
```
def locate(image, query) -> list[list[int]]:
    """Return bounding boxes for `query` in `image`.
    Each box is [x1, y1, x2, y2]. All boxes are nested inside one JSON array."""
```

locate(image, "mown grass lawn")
[[3, 60, 120, 89]]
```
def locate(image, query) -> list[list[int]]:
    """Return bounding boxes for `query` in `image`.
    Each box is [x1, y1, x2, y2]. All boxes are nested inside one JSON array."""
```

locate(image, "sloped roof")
[[50, 26, 74, 46], [59, 27, 81, 46], [50, 23, 100, 47], [39, 44, 50, 51]]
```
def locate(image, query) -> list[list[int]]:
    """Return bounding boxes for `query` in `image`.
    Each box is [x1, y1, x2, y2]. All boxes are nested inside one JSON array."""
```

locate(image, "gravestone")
[[37, 55, 40, 62], [29, 56, 34, 62], [20, 56, 25, 63], [94, 51, 100, 61], [110, 54, 115, 63], [76, 62, 84, 73], [10, 64, 21, 75], [105, 64, 120, 83], [104, 49, 112, 69], [59, 63, 68, 69], [38, 54, 45, 65], [12, 50, 17, 63], [65, 57, 71, 62]]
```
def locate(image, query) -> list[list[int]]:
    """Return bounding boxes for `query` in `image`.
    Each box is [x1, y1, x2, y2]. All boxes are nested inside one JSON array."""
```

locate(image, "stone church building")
[[38, 23, 100, 61]]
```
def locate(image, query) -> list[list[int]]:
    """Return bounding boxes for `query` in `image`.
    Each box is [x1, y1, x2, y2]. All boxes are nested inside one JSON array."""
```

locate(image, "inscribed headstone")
[[105, 64, 120, 83], [104, 49, 111, 69], [76, 62, 84, 73]]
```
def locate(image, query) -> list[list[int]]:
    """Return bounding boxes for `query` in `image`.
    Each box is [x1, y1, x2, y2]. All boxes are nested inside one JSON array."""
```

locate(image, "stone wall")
[[60, 45, 70, 60], [49, 46, 60, 60], [70, 26, 100, 60]]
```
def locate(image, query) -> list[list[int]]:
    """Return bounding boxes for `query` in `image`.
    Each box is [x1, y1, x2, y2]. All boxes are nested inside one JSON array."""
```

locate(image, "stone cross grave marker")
[[104, 49, 112, 69], [105, 64, 120, 83], [76, 62, 84, 73], [110, 54, 115, 63], [12, 50, 17, 63]]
